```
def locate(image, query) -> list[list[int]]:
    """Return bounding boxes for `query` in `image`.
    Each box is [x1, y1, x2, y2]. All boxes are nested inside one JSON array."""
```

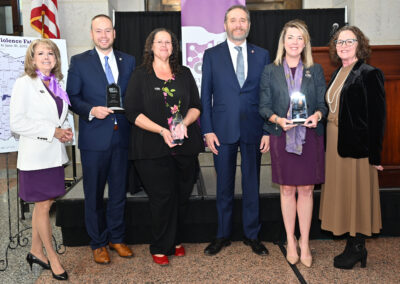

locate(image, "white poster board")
[[0, 35, 75, 153]]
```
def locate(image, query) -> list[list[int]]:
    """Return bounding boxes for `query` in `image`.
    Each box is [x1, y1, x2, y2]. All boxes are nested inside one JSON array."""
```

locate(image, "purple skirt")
[[270, 128, 325, 185], [18, 166, 65, 202]]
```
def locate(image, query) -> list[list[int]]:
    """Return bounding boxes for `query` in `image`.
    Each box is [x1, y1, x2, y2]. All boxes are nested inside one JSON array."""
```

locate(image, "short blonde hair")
[[274, 19, 314, 68], [24, 39, 63, 80]]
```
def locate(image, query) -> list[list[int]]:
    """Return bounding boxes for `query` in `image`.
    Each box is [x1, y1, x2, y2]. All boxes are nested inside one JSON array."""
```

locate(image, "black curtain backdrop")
[[114, 9, 344, 66]]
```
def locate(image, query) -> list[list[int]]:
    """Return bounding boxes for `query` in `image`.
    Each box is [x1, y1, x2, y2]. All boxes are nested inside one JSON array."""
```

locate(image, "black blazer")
[[329, 60, 386, 165], [259, 63, 327, 136]]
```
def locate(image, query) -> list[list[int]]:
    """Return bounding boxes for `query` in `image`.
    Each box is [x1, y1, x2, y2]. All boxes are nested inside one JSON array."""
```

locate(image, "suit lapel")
[[220, 41, 239, 87], [114, 50, 123, 84], [33, 77, 60, 123], [275, 65, 289, 96], [300, 67, 311, 94], [245, 43, 256, 89], [89, 48, 109, 86]]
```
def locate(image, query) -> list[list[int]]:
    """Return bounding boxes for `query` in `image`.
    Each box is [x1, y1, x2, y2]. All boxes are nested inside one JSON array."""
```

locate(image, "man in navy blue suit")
[[201, 5, 270, 256], [67, 14, 135, 264]]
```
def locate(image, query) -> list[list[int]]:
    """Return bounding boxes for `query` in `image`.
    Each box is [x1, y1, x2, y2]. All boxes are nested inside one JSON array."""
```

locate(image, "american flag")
[[30, 0, 60, 39]]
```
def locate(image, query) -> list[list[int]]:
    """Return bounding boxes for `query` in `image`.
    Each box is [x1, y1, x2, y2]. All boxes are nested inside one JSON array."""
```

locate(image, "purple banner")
[[181, 0, 245, 33], [181, 0, 245, 92]]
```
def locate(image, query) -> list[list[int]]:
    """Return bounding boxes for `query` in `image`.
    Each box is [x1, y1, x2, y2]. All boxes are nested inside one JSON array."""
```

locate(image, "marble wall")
[[21, 0, 110, 58], [20, 0, 400, 59], [303, 0, 400, 44]]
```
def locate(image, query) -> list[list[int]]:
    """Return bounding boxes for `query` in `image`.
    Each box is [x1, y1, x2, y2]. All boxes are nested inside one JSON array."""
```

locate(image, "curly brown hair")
[[24, 39, 63, 80], [329, 25, 371, 65], [141, 28, 181, 75]]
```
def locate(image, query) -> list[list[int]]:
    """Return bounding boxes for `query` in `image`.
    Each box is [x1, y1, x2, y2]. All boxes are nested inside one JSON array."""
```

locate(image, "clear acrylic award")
[[290, 91, 308, 124], [107, 83, 124, 113]]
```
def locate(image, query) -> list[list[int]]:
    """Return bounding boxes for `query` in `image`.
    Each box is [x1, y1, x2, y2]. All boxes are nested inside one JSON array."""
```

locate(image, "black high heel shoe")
[[49, 262, 68, 281], [26, 253, 50, 270]]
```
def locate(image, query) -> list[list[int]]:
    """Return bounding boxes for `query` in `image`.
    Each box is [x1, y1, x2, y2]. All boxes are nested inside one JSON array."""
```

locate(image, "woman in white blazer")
[[10, 39, 72, 281]]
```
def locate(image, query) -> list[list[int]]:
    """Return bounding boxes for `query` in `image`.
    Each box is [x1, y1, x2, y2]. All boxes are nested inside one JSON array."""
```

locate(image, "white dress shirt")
[[95, 47, 119, 83], [89, 48, 120, 120], [227, 39, 248, 81]]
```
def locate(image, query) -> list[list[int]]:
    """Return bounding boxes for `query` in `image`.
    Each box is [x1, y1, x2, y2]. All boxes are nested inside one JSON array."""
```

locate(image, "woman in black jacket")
[[124, 28, 204, 266], [319, 26, 386, 269]]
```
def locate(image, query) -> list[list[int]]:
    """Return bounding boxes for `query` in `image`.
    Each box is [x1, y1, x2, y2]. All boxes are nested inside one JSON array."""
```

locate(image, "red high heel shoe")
[[174, 246, 185, 257], [152, 254, 169, 266]]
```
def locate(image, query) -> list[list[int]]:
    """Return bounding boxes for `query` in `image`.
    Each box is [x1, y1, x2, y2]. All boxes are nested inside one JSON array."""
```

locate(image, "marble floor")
[[1, 152, 400, 283]]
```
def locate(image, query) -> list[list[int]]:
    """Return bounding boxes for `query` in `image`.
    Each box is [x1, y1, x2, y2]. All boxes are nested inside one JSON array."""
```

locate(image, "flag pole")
[[41, 10, 45, 38]]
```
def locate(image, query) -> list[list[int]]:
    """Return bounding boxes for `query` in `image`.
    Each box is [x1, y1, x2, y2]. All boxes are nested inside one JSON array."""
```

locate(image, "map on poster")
[[0, 35, 75, 153]]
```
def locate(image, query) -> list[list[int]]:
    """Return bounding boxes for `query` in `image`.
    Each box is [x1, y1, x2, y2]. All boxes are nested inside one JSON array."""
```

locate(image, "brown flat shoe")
[[109, 242, 133, 258], [93, 247, 111, 264]]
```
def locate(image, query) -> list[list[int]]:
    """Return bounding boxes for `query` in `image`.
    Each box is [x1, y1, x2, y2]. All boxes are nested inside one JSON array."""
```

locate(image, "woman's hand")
[[54, 127, 73, 143], [304, 112, 319, 128], [160, 128, 177, 148], [278, 117, 297, 132], [373, 165, 384, 171], [182, 123, 188, 139]]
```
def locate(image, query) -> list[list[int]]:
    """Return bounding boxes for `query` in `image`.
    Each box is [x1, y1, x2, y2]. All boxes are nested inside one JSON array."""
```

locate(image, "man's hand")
[[260, 135, 270, 153], [91, 106, 114, 119], [204, 133, 220, 155]]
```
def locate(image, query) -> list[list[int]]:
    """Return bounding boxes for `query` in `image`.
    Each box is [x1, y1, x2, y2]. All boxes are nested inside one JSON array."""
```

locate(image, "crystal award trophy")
[[169, 113, 185, 145], [106, 83, 124, 113], [290, 91, 308, 124]]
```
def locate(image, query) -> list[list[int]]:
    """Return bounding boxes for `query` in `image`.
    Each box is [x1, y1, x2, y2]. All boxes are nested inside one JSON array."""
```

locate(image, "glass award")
[[169, 113, 184, 145], [106, 83, 124, 113], [290, 91, 308, 124]]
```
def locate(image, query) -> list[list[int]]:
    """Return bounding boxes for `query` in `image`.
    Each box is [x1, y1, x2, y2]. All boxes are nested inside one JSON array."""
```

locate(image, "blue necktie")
[[234, 46, 245, 87], [104, 56, 115, 84]]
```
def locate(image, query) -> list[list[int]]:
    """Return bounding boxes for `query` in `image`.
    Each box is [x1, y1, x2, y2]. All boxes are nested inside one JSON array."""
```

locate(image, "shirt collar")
[[227, 38, 247, 51], [95, 47, 115, 62]]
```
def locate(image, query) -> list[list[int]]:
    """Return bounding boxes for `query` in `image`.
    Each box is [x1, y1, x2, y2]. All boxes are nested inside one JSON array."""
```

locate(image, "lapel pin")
[[305, 70, 311, 78], [251, 49, 254, 54], [154, 87, 161, 91], [119, 57, 122, 61]]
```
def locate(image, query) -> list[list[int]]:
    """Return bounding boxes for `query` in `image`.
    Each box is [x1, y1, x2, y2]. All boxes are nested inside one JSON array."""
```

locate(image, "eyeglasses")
[[334, 39, 358, 46], [153, 41, 172, 46]]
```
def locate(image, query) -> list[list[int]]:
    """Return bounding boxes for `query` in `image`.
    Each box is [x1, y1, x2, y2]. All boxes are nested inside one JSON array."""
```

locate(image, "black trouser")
[[135, 155, 196, 255]]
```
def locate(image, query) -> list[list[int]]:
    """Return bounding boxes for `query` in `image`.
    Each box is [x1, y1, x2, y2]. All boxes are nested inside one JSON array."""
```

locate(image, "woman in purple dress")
[[259, 20, 327, 267], [10, 39, 73, 281]]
